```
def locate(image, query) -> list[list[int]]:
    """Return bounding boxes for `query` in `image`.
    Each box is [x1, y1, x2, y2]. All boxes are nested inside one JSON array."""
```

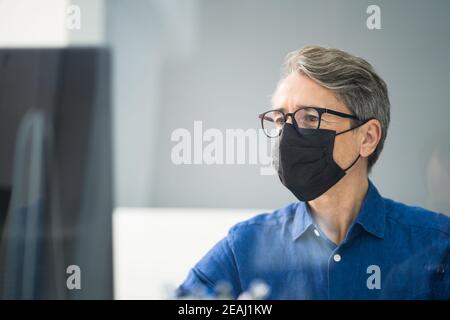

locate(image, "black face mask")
[[272, 122, 366, 201]]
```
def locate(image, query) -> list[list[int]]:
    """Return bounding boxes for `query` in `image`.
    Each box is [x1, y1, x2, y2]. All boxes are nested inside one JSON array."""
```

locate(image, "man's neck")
[[307, 170, 369, 245]]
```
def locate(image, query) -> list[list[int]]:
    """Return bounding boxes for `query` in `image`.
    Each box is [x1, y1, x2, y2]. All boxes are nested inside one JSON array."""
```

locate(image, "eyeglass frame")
[[258, 106, 363, 138]]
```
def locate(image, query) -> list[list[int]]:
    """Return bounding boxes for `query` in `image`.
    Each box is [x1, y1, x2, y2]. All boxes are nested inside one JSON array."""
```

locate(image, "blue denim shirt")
[[178, 181, 450, 299]]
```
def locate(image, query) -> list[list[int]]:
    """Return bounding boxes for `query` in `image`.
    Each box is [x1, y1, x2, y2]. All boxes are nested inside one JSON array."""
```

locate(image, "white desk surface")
[[113, 207, 269, 299]]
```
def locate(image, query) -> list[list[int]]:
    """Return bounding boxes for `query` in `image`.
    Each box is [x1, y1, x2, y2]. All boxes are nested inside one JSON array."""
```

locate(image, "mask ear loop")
[[343, 154, 361, 172], [336, 118, 372, 171], [335, 118, 371, 136]]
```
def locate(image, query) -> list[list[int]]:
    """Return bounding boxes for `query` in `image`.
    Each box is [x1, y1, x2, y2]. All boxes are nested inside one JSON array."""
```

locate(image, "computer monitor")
[[0, 48, 113, 299]]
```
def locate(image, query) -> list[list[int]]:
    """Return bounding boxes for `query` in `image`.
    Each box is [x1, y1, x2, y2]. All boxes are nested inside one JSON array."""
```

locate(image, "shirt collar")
[[291, 202, 315, 241], [291, 179, 386, 242], [353, 180, 386, 239]]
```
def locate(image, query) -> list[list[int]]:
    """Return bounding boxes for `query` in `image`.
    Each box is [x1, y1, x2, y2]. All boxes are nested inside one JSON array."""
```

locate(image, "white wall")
[[106, 0, 199, 206], [0, 0, 105, 47]]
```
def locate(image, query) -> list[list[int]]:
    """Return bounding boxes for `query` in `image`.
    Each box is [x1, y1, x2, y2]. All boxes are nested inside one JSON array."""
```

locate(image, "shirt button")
[[313, 229, 320, 237], [333, 254, 342, 262]]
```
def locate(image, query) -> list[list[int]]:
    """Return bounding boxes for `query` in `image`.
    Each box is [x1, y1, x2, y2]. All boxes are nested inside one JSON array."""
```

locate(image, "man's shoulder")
[[383, 197, 450, 238], [228, 202, 299, 236]]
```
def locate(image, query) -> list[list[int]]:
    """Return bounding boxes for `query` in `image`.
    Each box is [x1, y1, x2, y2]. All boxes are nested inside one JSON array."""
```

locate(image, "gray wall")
[[106, 0, 450, 213]]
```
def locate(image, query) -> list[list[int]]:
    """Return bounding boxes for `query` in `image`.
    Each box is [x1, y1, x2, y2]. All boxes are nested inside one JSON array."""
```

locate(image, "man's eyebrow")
[[274, 104, 320, 112], [296, 104, 320, 109]]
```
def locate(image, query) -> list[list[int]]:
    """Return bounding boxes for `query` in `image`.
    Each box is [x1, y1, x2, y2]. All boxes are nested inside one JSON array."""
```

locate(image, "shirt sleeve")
[[176, 234, 242, 299]]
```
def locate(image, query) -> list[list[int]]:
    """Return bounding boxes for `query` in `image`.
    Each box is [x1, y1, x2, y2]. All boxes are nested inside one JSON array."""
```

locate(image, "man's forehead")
[[271, 73, 346, 112]]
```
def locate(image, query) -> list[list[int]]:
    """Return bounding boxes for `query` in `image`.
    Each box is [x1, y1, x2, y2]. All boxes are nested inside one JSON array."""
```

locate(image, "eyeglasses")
[[258, 106, 361, 138]]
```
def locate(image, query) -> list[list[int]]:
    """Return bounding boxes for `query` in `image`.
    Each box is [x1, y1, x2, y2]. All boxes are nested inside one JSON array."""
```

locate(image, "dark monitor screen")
[[0, 48, 113, 299]]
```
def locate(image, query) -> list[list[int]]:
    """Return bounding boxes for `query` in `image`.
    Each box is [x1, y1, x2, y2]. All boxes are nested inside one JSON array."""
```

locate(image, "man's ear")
[[360, 119, 382, 158]]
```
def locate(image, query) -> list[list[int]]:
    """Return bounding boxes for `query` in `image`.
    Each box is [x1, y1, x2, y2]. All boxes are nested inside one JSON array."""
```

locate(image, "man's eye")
[[305, 115, 319, 122]]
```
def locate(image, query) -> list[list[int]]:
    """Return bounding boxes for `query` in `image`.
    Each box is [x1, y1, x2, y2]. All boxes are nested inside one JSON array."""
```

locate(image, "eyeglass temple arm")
[[324, 109, 360, 120]]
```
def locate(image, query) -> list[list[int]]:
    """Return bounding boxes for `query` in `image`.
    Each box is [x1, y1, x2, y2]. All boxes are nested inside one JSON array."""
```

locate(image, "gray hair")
[[283, 45, 390, 171]]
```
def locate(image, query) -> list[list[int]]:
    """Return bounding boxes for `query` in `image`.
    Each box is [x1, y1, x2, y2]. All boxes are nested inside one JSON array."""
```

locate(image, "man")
[[177, 45, 450, 299]]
